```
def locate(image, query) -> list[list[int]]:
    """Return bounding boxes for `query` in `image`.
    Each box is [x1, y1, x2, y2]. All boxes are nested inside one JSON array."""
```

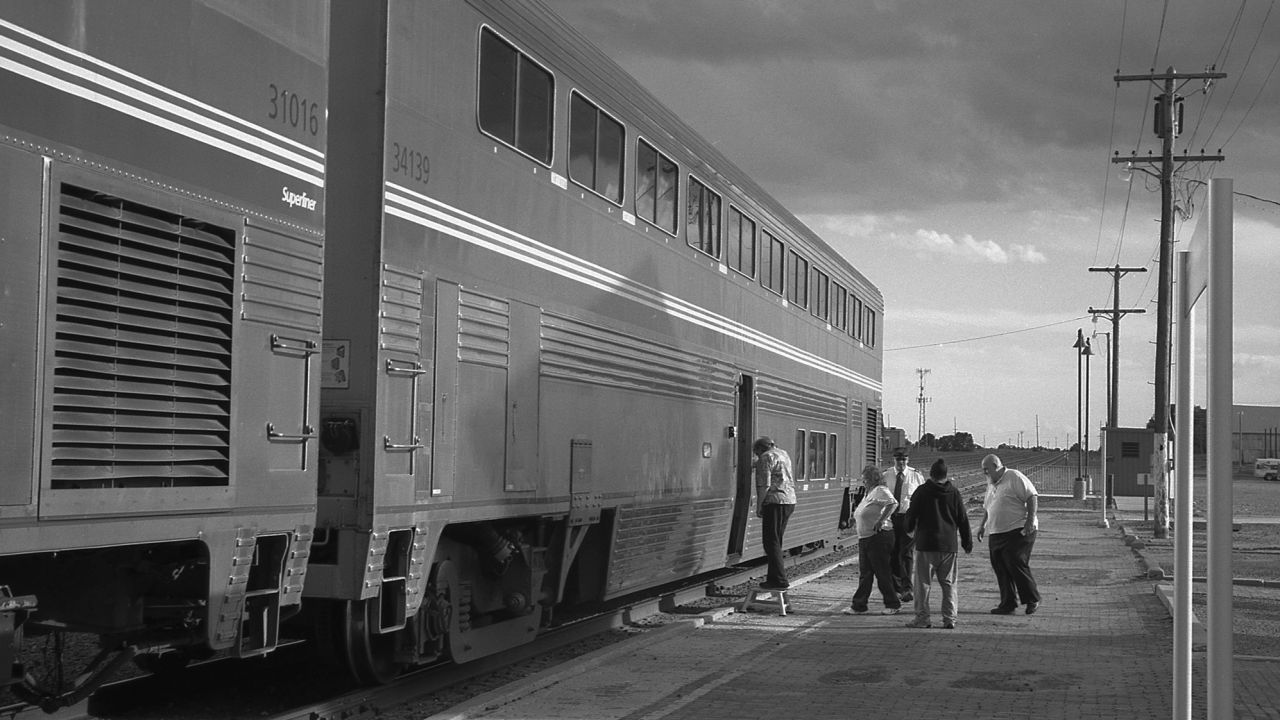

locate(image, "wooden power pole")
[[1112, 66, 1224, 539]]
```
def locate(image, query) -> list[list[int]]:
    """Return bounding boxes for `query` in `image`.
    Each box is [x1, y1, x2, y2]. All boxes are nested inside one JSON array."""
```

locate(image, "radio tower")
[[916, 368, 931, 442]]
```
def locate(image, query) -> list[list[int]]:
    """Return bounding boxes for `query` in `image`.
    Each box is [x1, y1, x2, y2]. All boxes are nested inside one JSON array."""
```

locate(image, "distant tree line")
[[915, 432, 976, 452]]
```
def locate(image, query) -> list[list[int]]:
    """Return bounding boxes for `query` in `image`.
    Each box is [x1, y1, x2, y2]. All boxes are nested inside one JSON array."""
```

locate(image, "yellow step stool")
[[740, 586, 790, 615]]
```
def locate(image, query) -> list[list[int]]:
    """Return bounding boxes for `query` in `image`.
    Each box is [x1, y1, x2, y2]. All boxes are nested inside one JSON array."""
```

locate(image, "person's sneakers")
[[759, 580, 790, 590], [842, 607, 869, 615], [941, 618, 956, 629], [989, 606, 1016, 615], [904, 617, 931, 628], [1025, 601, 1040, 615], [881, 607, 901, 615]]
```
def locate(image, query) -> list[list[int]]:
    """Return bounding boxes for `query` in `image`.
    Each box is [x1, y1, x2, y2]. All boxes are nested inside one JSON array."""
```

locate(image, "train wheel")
[[336, 598, 402, 685]]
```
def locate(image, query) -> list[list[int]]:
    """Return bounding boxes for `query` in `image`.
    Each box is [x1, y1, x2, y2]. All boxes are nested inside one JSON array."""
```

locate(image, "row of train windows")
[[795, 429, 838, 481], [477, 28, 878, 348]]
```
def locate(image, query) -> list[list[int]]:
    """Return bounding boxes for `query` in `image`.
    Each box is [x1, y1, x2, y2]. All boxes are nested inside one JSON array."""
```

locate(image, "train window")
[[726, 206, 756, 278], [832, 283, 848, 332], [808, 432, 826, 478], [828, 434, 838, 477], [812, 269, 829, 321], [478, 28, 553, 164], [569, 92, 625, 203], [794, 429, 807, 480], [636, 139, 678, 234], [687, 176, 721, 258], [865, 308, 877, 347], [787, 251, 808, 308], [761, 230, 785, 296], [853, 296, 864, 341]]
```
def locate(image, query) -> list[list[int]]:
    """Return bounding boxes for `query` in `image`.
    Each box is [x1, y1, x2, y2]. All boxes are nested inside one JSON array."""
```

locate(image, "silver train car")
[[312, 0, 884, 683], [0, 1, 326, 708], [0, 0, 884, 704]]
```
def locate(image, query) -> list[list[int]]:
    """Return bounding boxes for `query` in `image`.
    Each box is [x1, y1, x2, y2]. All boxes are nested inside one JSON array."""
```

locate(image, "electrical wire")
[[1221, 20, 1280, 148], [885, 315, 1092, 352], [1206, 0, 1274, 148], [1094, 0, 1131, 269]]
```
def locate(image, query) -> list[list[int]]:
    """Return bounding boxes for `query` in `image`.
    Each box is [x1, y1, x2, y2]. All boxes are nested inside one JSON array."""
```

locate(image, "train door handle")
[[267, 422, 318, 442]]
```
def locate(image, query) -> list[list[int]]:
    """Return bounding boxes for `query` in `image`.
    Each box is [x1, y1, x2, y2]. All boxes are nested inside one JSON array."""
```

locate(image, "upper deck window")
[[569, 92, 624, 203], [787, 250, 809, 308], [761, 231, 784, 296], [727, 206, 756, 278], [636, 139, 678, 234], [865, 307, 877, 347], [687, 176, 721, 258], [833, 283, 848, 332], [478, 28, 553, 164], [812, 269, 829, 321]]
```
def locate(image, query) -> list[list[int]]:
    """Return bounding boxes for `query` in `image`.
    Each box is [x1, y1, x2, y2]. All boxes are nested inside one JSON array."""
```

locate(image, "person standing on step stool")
[[753, 436, 796, 590], [886, 448, 924, 602], [902, 458, 972, 629], [843, 465, 902, 615]]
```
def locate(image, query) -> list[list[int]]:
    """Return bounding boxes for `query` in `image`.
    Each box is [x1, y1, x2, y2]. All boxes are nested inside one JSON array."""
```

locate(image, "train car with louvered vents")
[[307, 0, 883, 683], [0, 2, 326, 708]]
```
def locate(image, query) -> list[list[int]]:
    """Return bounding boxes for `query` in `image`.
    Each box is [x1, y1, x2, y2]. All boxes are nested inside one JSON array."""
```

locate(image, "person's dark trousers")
[[890, 516, 915, 593], [762, 503, 795, 586], [987, 528, 1040, 609], [851, 530, 900, 610]]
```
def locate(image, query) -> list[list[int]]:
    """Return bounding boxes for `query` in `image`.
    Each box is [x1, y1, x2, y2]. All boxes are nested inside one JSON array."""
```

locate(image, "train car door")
[[726, 374, 755, 560]]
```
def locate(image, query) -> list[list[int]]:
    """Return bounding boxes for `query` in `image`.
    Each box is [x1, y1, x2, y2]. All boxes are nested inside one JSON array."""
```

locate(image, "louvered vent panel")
[[458, 289, 510, 368], [49, 184, 234, 489], [865, 406, 880, 468], [756, 376, 846, 424]]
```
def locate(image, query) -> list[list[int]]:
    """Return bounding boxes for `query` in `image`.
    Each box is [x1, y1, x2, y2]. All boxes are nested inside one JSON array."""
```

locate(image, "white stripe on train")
[[0, 18, 323, 187], [385, 181, 883, 395]]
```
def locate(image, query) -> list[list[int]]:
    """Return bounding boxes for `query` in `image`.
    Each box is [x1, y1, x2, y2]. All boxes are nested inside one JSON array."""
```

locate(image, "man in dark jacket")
[[902, 459, 973, 629]]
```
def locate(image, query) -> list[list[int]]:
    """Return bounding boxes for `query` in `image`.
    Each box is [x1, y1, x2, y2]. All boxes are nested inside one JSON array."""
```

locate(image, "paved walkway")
[[427, 505, 1279, 720]]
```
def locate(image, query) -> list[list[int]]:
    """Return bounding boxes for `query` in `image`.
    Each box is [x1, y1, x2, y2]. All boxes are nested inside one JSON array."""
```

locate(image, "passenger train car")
[[0, 1, 327, 707], [0, 0, 883, 705]]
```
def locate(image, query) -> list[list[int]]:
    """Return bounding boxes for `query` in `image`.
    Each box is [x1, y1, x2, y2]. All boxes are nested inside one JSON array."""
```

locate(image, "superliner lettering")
[[282, 186, 318, 211]]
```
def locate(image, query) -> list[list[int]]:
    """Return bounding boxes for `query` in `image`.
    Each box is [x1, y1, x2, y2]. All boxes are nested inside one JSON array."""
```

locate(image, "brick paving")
[[426, 505, 1279, 720]]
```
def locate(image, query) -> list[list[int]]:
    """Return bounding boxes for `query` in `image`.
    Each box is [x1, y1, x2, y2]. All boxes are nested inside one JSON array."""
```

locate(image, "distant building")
[[881, 426, 907, 460], [1235, 404, 1280, 464]]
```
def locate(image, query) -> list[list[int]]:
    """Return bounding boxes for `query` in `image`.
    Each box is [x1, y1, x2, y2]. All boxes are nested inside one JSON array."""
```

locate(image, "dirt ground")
[[1116, 473, 1280, 658]]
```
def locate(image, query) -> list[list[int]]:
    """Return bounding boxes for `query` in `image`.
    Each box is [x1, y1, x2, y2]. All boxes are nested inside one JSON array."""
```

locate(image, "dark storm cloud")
[[546, 0, 1280, 214]]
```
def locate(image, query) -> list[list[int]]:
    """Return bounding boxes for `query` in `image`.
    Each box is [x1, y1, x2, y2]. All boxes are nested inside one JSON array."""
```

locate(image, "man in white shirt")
[[885, 448, 924, 600], [975, 453, 1041, 615]]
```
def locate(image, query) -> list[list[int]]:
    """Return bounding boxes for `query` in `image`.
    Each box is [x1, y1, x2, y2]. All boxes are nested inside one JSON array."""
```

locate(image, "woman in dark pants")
[[843, 465, 902, 615]]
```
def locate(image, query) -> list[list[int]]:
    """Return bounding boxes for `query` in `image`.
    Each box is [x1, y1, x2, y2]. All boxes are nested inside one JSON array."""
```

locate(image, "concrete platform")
[[426, 506, 1277, 720]]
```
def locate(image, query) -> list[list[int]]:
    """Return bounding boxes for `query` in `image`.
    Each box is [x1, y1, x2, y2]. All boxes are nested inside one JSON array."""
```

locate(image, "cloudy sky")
[[542, 0, 1280, 450]]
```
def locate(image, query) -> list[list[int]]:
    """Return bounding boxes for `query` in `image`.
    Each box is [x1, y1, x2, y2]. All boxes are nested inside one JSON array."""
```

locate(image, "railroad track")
[[4, 542, 854, 720]]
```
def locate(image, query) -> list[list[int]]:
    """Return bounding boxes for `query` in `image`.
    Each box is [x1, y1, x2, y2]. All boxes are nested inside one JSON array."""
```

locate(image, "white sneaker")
[[842, 607, 868, 615], [881, 607, 900, 615]]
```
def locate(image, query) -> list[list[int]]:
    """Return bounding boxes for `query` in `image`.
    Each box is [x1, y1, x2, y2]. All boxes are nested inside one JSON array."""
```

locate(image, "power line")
[[884, 315, 1091, 352]]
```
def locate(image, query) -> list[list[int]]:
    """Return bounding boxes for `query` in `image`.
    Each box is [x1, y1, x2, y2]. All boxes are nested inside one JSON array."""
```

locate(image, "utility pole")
[[915, 368, 931, 442], [1088, 265, 1146, 427], [1113, 66, 1225, 539]]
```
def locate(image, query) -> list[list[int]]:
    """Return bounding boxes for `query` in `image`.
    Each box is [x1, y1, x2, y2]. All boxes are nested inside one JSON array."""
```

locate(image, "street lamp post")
[[1084, 337, 1094, 492], [1093, 329, 1111, 508], [1073, 329, 1089, 498]]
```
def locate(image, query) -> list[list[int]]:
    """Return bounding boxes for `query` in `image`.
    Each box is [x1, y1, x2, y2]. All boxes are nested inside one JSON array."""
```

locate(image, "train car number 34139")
[[391, 142, 430, 185]]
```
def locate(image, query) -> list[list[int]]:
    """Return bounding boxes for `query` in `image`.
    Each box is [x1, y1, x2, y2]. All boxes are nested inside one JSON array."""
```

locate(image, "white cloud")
[[913, 229, 1009, 263], [1011, 244, 1048, 263]]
